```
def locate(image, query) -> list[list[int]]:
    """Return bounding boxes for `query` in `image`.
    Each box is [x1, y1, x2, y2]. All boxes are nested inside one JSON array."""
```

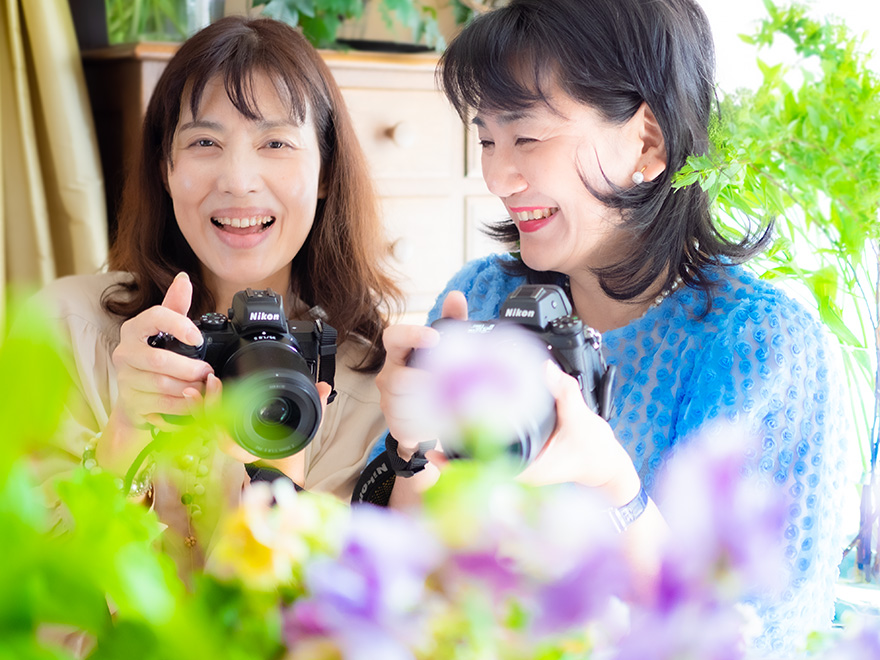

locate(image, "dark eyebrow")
[[255, 118, 301, 130], [177, 118, 300, 132], [471, 109, 531, 128], [178, 119, 222, 132]]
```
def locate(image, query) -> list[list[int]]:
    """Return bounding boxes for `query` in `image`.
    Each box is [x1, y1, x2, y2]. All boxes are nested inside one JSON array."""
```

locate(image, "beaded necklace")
[[560, 273, 684, 319], [649, 275, 684, 309]]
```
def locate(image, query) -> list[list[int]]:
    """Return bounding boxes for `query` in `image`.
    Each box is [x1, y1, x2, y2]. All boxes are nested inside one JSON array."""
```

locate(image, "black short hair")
[[440, 0, 770, 302]]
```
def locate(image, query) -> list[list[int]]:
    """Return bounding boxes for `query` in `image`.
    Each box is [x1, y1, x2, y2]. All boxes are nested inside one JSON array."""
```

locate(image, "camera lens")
[[221, 340, 323, 459], [507, 403, 558, 466], [256, 397, 295, 427]]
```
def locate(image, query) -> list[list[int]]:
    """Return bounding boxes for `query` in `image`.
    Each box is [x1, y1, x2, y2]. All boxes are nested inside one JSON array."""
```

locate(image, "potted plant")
[[83, 0, 445, 49]]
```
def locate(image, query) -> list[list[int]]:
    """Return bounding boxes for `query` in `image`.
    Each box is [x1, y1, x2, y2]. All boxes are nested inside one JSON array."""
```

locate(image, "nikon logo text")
[[504, 308, 535, 319], [249, 312, 281, 321]]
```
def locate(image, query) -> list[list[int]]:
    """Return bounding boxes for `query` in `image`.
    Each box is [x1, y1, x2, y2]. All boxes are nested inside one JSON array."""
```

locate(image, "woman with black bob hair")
[[38, 16, 401, 573], [443, 0, 755, 301], [371, 0, 847, 654]]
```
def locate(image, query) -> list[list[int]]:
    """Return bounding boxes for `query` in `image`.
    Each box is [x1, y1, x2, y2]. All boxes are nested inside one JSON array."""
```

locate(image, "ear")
[[632, 102, 667, 182]]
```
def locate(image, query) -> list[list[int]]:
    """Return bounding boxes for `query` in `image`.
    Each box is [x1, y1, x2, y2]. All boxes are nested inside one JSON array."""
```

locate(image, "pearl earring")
[[632, 166, 647, 185]]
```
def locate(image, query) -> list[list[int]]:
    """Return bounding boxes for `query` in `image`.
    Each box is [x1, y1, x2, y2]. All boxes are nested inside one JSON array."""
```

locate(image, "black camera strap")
[[351, 442, 397, 506], [314, 319, 338, 403]]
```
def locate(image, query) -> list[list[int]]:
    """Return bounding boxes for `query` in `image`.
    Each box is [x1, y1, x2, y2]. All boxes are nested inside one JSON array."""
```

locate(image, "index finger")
[[382, 323, 440, 367]]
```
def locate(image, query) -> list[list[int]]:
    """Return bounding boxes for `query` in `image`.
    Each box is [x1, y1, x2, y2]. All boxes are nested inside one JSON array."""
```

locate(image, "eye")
[[515, 137, 537, 146], [266, 140, 286, 149], [196, 139, 215, 148], [478, 139, 495, 149]]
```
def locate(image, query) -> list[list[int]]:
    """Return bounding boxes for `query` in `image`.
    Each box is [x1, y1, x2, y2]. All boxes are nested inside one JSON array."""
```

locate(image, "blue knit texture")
[[428, 254, 849, 655]]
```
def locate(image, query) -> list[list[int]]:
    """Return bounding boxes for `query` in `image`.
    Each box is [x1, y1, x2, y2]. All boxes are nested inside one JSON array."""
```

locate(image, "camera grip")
[[547, 317, 608, 417], [147, 332, 208, 426]]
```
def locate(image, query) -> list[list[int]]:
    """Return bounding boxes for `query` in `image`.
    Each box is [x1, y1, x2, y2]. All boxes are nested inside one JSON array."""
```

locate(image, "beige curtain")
[[0, 0, 107, 312]]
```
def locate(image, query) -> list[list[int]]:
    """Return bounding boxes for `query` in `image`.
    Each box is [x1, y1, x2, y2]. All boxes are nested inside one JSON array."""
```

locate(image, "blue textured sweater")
[[425, 254, 849, 655]]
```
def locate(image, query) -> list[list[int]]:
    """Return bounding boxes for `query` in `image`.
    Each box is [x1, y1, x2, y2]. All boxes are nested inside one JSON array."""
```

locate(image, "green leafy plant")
[[104, 0, 444, 49], [105, 0, 190, 43], [259, 0, 443, 48], [675, 0, 880, 580], [0, 294, 286, 660], [448, 0, 508, 26]]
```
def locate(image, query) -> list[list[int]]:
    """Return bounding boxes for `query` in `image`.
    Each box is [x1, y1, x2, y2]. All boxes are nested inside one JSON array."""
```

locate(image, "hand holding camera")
[[400, 284, 616, 468], [147, 287, 337, 460]]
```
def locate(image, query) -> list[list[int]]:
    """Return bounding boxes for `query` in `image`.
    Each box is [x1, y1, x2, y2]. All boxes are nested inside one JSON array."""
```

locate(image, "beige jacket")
[[36, 271, 387, 570]]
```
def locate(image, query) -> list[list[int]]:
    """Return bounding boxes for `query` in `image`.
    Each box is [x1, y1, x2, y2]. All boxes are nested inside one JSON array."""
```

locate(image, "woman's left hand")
[[518, 361, 641, 506]]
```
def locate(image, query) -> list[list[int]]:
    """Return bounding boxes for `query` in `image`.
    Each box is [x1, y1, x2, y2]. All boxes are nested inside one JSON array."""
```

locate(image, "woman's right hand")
[[99, 272, 213, 473], [375, 291, 469, 454]]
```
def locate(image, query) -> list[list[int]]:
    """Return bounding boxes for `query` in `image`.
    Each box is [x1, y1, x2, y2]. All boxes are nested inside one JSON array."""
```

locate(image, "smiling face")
[[475, 88, 655, 277], [165, 72, 323, 308]]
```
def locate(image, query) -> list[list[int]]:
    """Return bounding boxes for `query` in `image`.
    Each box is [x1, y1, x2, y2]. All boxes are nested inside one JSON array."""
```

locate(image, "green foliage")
[[104, 0, 445, 49], [261, 0, 362, 47], [448, 0, 509, 26], [0, 299, 285, 659], [105, 0, 188, 43], [0, 291, 72, 480], [674, 0, 880, 472]]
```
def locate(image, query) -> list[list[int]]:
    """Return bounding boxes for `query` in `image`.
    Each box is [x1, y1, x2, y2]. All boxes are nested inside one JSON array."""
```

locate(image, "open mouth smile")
[[511, 207, 558, 222], [211, 215, 276, 232]]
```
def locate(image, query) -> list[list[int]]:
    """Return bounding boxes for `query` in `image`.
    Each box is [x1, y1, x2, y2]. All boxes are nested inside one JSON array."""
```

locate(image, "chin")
[[518, 250, 556, 275]]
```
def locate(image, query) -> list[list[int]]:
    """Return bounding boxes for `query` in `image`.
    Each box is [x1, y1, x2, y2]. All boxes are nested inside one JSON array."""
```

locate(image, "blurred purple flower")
[[450, 550, 520, 593], [612, 599, 755, 660], [434, 479, 632, 637], [283, 505, 443, 660], [408, 322, 554, 455], [531, 546, 631, 635], [655, 424, 790, 600]]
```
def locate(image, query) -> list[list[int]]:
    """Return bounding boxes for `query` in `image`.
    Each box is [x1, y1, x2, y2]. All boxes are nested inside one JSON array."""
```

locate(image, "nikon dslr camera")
[[149, 288, 337, 459], [424, 283, 615, 465]]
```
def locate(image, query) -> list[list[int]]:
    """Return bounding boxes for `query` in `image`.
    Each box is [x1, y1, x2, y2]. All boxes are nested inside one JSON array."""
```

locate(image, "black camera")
[[148, 288, 337, 459], [416, 284, 615, 465]]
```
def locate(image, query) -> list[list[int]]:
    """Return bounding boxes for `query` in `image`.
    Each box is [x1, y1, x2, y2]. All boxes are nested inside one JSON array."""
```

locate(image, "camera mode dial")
[[548, 315, 583, 336], [147, 331, 207, 360], [199, 312, 228, 332]]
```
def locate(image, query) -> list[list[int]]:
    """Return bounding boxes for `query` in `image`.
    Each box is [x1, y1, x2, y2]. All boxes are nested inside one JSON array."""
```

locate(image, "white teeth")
[[212, 216, 274, 227], [512, 208, 558, 222]]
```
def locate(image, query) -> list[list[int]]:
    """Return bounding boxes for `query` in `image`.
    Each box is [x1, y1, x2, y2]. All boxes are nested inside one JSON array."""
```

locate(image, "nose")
[[482, 148, 528, 198], [218, 147, 262, 197]]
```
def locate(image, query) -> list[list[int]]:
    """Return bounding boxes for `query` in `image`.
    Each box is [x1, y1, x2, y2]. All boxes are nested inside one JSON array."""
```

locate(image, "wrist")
[[590, 440, 641, 508], [385, 433, 436, 478], [608, 482, 649, 533], [602, 465, 642, 509], [98, 409, 152, 476], [83, 432, 156, 501]]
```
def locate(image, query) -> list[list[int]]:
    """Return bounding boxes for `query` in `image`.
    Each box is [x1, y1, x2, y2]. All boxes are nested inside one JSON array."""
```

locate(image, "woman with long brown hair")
[[39, 15, 401, 569]]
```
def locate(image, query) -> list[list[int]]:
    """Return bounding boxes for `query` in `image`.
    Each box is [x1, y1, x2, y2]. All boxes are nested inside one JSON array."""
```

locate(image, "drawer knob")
[[385, 121, 416, 149], [390, 237, 414, 263]]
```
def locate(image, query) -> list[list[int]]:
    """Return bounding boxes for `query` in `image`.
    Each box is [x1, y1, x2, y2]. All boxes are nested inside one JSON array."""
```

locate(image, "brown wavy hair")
[[104, 16, 401, 371]]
